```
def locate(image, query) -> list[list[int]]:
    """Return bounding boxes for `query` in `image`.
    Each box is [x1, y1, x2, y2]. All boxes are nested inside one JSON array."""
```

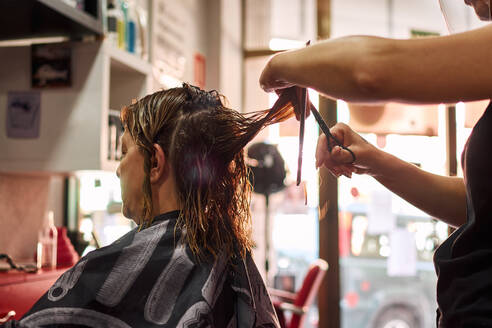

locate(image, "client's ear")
[[150, 143, 167, 183]]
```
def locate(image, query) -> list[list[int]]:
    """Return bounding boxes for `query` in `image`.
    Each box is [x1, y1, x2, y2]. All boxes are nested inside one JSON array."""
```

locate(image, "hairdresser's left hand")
[[268, 82, 312, 121], [260, 52, 296, 92]]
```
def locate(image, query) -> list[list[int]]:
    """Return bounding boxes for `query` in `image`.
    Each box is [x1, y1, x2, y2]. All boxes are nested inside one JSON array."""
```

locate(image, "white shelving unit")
[[0, 0, 104, 40], [0, 40, 151, 174]]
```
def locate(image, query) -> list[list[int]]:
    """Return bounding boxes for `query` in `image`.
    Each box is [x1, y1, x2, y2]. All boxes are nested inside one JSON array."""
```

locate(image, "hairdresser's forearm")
[[270, 36, 431, 103], [267, 29, 492, 104], [268, 36, 383, 102], [369, 150, 467, 227]]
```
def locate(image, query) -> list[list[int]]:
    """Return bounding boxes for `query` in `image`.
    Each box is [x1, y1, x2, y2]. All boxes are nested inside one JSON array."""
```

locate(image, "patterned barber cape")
[[4, 211, 279, 328]]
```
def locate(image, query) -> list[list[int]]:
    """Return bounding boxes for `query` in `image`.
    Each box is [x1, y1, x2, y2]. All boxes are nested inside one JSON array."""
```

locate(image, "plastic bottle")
[[106, 0, 120, 48], [135, 4, 148, 59], [119, 0, 129, 50], [126, 0, 138, 54], [37, 211, 58, 269]]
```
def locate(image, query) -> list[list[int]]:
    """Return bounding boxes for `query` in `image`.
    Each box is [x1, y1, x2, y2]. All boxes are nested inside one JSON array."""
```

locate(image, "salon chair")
[[269, 259, 328, 328]]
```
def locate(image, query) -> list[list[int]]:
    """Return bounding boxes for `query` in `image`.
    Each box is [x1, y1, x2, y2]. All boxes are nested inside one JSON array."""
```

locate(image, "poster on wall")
[[32, 43, 71, 88], [367, 189, 395, 235], [151, 0, 206, 89], [6, 91, 41, 139], [387, 228, 417, 277]]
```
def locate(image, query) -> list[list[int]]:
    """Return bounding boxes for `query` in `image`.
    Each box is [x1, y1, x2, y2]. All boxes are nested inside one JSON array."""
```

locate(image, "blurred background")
[[0, 1, 488, 327]]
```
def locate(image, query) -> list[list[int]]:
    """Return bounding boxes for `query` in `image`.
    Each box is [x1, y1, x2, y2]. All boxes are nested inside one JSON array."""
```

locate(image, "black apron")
[[434, 102, 492, 327]]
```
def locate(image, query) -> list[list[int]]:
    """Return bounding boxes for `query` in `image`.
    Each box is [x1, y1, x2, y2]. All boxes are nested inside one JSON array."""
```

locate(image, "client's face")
[[116, 132, 145, 223]]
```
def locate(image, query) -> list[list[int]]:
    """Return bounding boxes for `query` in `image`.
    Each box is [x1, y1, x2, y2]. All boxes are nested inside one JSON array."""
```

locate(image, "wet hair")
[[121, 83, 298, 261]]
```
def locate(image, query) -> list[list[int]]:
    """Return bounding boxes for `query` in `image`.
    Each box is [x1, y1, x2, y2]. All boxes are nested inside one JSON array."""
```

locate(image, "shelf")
[[0, 0, 103, 41], [105, 43, 152, 76], [0, 40, 151, 173], [108, 43, 151, 111]]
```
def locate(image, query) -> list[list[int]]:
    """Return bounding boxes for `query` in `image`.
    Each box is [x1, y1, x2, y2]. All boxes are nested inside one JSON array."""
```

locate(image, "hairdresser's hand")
[[260, 52, 295, 92], [269, 86, 312, 121], [315, 123, 380, 178]]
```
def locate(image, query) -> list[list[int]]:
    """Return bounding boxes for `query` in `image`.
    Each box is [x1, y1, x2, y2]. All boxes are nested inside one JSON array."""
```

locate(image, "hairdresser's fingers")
[[328, 167, 342, 179], [332, 166, 342, 176], [315, 134, 329, 168], [317, 150, 354, 177], [263, 80, 293, 92], [325, 160, 354, 177], [330, 145, 356, 165], [316, 135, 353, 168], [330, 123, 386, 176], [294, 107, 309, 121], [340, 165, 354, 178], [293, 92, 313, 121], [330, 167, 351, 179], [353, 166, 370, 175], [328, 123, 354, 151], [316, 134, 357, 180], [329, 164, 353, 179], [260, 54, 295, 92], [328, 123, 373, 166]]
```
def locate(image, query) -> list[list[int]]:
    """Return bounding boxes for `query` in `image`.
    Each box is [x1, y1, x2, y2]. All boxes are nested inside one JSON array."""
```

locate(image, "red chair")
[[269, 259, 328, 328]]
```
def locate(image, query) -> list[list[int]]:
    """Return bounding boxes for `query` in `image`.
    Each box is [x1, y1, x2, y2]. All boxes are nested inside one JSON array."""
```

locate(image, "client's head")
[[117, 83, 296, 260]]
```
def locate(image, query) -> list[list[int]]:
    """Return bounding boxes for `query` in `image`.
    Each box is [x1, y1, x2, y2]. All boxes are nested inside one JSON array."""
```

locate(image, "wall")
[[0, 42, 107, 172], [0, 173, 64, 261], [150, 0, 208, 89], [0, 0, 244, 263], [0, 42, 101, 262], [218, 0, 242, 110], [149, 0, 242, 109], [331, 0, 447, 38], [205, 0, 243, 110]]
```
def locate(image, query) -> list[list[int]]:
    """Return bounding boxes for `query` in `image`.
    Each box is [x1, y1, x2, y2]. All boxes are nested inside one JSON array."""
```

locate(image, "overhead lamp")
[[268, 38, 305, 51]]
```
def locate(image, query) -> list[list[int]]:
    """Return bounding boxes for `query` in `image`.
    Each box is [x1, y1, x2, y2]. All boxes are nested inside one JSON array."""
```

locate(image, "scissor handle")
[[310, 105, 357, 164]]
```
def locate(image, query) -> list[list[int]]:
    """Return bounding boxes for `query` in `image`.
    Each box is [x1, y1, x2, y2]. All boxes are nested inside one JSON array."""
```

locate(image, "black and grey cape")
[[4, 211, 279, 328]]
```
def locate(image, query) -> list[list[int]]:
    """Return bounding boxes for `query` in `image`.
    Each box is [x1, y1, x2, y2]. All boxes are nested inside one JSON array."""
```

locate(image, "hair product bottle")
[[37, 211, 58, 269]]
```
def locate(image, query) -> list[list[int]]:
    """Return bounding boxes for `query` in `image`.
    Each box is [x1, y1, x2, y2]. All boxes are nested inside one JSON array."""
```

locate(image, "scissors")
[[296, 44, 356, 185]]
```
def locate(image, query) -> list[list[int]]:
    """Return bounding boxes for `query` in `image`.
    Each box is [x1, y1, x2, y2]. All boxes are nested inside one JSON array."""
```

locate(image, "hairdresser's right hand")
[[315, 123, 380, 178]]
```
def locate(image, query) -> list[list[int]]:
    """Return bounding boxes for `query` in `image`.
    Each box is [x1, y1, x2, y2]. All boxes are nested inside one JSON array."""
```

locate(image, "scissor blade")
[[310, 104, 335, 151], [310, 103, 357, 164], [296, 87, 307, 186]]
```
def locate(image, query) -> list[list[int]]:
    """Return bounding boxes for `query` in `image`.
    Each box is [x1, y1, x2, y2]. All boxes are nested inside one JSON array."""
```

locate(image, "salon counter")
[[0, 267, 69, 322]]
